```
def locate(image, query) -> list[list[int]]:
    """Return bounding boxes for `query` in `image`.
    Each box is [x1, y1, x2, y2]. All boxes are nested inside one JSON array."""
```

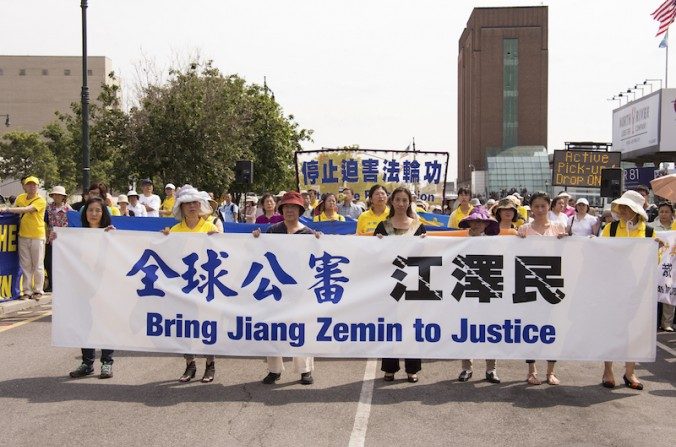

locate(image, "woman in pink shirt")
[[518, 191, 567, 385]]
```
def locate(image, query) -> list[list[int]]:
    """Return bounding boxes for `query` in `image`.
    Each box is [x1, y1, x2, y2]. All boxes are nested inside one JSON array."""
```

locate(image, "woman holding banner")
[[164, 185, 220, 383], [313, 193, 345, 222], [600, 190, 659, 390], [374, 186, 425, 383], [50, 196, 117, 379], [456, 207, 502, 384], [253, 191, 319, 385], [356, 184, 389, 235], [518, 191, 567, 386]]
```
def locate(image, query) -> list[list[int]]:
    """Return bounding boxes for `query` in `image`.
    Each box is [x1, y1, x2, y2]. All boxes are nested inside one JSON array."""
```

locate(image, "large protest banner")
[[0, 214, 21, 300], [552, 150, 621, 188], [295, 148, 449, 207], [53, 228, 656, 361], [658, 231, 675, 306]]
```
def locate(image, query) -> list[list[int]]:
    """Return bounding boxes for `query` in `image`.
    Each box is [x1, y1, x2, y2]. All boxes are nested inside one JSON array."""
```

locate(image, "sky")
[[1, 0, 673, 180]]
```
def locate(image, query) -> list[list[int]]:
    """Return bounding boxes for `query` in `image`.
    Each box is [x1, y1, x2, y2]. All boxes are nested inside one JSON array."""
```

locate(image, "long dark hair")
[[387, 187, 415, 218], [80, 197, 111, 228]]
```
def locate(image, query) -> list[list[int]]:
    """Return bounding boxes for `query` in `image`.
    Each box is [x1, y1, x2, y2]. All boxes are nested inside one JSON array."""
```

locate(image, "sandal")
[[201, 362, 215, 383], [601, 377, 615, 389], [546, 373, 560, 385], [527, 373, 541, 385], [383, 373, 395, 381], [407, 374, 418, 383], [179, 361, 196, 382], [623, 375, 643, 391]]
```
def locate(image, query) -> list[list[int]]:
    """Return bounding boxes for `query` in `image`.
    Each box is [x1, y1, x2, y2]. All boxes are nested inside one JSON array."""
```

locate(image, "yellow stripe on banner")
[[0, 311, 52, 333]]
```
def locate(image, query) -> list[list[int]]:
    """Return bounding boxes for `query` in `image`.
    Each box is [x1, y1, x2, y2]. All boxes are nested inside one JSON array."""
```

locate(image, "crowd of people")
[[0, 175, 673, 389]]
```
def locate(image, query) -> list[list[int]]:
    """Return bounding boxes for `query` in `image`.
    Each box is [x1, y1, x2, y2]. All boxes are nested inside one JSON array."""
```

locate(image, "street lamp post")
[[81, 0, 91, 191], [0, 114, 9, 127]]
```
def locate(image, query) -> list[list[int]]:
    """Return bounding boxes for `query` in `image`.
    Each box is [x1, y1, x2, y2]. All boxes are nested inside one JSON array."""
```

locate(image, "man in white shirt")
[[139, 178, 161, 217], [126, 191, 147, 217], [337, 187, 363, 220]]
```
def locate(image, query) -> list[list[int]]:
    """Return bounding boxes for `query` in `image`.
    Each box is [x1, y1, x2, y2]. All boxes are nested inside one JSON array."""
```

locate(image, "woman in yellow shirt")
[[356, 184, 389, 235], [163, 185, 219, 383], [600, 190, 657, 391], [313, 193, 345, 222]]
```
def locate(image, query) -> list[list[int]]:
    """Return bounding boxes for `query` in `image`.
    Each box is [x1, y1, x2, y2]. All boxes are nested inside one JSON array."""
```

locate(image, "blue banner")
[[67, 211, 456, 235], [0, 214, 22, 300]]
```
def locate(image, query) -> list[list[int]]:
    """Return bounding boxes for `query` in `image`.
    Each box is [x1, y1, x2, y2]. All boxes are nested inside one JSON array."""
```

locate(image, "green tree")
[[42, 72, 130, 193], [0, 131, 59, 187], [127, 60, 312, 195]]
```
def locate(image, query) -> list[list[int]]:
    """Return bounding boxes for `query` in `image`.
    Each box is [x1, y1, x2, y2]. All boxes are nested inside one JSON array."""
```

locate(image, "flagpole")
[[666, 31, 669, 87]]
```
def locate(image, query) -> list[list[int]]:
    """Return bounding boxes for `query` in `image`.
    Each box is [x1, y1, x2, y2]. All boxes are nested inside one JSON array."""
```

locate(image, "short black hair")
[[458, 187, 471, 196], [657, 202, 674, 213], [529, 191, 551, 206]]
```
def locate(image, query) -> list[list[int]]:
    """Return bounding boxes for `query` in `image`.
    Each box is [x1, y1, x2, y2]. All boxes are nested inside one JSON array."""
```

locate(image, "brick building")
[[457, 6, 548, 187]]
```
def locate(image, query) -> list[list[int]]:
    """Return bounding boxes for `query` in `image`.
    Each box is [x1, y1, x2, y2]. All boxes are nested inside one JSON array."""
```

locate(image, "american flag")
[[653, 0, 676, 36]]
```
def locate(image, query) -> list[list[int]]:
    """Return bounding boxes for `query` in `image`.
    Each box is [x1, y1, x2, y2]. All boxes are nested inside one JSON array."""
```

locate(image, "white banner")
[[52, 228, 657, 362], [658, 231, 676, 306], [612, 92, 660, 156]]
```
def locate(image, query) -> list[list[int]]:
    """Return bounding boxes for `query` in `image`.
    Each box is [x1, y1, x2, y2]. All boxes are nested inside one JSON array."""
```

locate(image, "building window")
[[502, 38, 518, 149], [42, 69, 49, 76], [87, 69, 93, 76], [64, 69, 71, 76], [19, 69, 26, 76]]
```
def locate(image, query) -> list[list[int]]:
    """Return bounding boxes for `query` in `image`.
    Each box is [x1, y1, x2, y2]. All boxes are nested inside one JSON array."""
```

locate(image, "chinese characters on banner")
[[657, 231, 676, 306], [52, 228, 656, 361], [295, 149, 449, 207]]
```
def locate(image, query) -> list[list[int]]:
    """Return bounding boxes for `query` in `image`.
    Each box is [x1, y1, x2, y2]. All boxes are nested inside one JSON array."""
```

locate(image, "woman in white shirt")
[[547, 195, 569, 227], [567, 198, 600, 236]]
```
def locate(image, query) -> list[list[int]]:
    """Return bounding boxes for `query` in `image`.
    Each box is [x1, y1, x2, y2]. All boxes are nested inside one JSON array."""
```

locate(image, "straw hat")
[[610, 190, 648, 221], [49, 185, 67, 197], [459, 206, 499, 235], [492, 198, 519, 222], [277, 191, 305, 214], [127, 190, 139, 198], [245, 194, 259, 204]]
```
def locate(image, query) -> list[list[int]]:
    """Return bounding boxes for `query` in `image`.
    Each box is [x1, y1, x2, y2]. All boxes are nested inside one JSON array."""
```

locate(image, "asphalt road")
[[1, 304, 674, 447]]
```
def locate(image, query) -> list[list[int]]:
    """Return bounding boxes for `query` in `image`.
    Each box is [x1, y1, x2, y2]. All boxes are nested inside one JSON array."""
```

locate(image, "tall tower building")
[[457, 6, 548, 187]]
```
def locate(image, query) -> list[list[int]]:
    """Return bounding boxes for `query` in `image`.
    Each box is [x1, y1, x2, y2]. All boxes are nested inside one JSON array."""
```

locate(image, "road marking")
[[656, 341, 676, 358], [0, 311, 51, 333], [348, 358, 377, 447]]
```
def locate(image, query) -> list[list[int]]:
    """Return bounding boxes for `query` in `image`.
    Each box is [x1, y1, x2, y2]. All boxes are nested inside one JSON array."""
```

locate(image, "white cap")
[[117, 194, 129, 204], [127, 190, 139, 197], [165, 183, 176, 190], [575, 198, 589, 207]]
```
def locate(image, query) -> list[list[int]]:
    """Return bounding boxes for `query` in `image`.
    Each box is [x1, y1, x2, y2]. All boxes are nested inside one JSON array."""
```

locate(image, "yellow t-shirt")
[[15, 193, 46, 239], [313, 211, 345, 222], [161, 196, 175, 214], [170, 218, 218, 233], [356, 207, 390, 235], [672, 221, 676, 231], [109, 206, 121, 216], [601, 220, 653, 239], [450, 205, 474, 229]]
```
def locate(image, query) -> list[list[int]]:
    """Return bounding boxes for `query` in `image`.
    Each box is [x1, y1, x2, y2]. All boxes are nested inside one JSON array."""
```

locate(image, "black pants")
[[525, 360, 556, 364], [381, 358, 421, 374], [44, 243, 53, 292], [81, 348, 114, 366]]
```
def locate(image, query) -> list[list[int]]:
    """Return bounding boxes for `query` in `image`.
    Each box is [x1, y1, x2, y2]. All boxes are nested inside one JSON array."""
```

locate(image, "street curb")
[[0, 294, 52, 317]]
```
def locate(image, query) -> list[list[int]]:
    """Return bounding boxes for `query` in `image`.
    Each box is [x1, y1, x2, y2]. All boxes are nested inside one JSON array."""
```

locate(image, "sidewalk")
[[0, 293, 52, 317]]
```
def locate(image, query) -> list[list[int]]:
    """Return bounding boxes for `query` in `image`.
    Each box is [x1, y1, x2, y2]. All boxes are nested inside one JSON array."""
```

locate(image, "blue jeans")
[[81, 348, 114, 366]]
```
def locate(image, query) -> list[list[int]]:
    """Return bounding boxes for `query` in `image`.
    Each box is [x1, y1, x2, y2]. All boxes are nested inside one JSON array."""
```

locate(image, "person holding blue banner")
[[163, 185, 220, 383], [356, 185, 389, 235], [50, 196, 117, 379], [456, 207, 502, 384], [600, 190, 659, 390], [1, 176, 47, 300], [518, 191, 567, 386], [374, 187, 425, 383], [313, 193, 345, 222], [253, 191, 318, 385]]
